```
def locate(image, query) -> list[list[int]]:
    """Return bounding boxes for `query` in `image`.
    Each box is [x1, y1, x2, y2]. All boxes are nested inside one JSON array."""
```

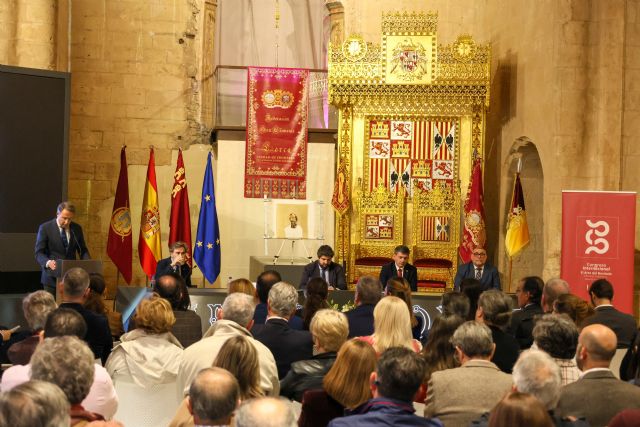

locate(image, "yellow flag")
[[505, 173, 530, 258], [138, 148, 162, 278]]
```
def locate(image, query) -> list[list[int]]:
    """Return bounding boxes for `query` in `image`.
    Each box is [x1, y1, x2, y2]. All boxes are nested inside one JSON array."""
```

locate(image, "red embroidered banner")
[[561, 191, 636, 314], [245, 67, 309, 199]]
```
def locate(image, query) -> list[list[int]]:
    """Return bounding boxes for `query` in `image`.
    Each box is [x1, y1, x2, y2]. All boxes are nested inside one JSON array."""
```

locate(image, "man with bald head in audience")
[[235, 396, 297, 427], [187, 368, 240, 427], [542, 278, 570, 313], [556, 324, 640, 426]]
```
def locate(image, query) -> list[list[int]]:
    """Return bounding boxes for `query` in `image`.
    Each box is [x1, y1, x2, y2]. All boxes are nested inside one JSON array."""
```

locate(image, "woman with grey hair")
[[6, 290, 57, 364], [30, 335, 103, 425], [0, 380, 70, 427], [476, 289, 520, 373]]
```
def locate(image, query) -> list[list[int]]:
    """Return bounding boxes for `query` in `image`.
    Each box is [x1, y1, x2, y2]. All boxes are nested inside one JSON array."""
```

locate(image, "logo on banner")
[[576, 216, 618, 259], [585, 220, 610, 255]]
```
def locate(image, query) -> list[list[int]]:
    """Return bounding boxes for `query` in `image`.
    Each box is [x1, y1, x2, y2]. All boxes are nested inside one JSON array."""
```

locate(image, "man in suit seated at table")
[[154, 241, 192, 288], [453, 247, 500, 291], [299, 245, 346, 290], [379, 245, 417, 292], [251, 282, 313, 378]]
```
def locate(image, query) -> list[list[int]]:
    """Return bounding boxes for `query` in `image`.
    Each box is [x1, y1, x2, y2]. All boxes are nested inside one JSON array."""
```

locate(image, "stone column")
[[325, 1, 345, 45]]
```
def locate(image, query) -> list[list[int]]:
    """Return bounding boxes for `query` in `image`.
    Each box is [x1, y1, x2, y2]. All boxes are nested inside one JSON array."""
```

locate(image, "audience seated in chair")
[[328, 347, 443, 427], [151, 273, 202, 348], [6, 290, 57, 365], [509, 276, 544, 349], [424, 321, 512, 427], [170, 335, 263, 427], [235, 396, 297, 427], [251, 282, 314, 379], [85, 273, 124, 340], [106, 294, 183, 388], [281, 309, 348, 402], [553, 294, 594, 329], [298, 277, 331, 331], [0, 380, 70, 427], [359, 296, 422, 355], [30, 336, 109, 425], [532, 314, 581, 385], [227, 278, 258, 303], [59, 267, 113, 365], [475, 289, 519, 374], [541, 278, 570, 314], [385, 277, 424, 341], [345, 276, 382, 338], [441, 291, 470, 319], [0, 308, 118, 420], [177, 292, 279, 398], [486, 392, 554, 427], [298, 338, 377, 427], [183, 368, 240, 427], [253, 270, 303, 330], [556, 324, 640, 426]]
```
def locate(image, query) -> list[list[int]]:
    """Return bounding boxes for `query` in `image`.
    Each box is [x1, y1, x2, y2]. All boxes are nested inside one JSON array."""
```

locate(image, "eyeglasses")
[[472, 252, 487, 256]]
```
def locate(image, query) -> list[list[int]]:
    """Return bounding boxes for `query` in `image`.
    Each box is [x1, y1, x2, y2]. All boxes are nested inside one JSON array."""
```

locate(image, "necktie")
[[60, 228, 69, 251], [398, 268, 403, 278], [475, 268, 482, 280]]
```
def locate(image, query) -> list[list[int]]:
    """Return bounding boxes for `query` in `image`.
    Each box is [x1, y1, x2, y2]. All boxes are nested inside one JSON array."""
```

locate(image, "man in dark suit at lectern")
[[35, 202, 90, 297], [379, 245, 418, 292]]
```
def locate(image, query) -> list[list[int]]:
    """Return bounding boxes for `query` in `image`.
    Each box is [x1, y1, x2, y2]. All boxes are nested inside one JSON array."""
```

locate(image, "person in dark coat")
[[299, 245, 346, 290], [280, 309, 348, 401], [453, 247, 500, 291], [345, 276, 382, 338], [379, 245, 418, 292], [475, 289, 520, 373], [509, 276, 544, 350], [328, 347, 443, 427], [253, 270, 303, 330], [251, 282, 313, 379], [154, 241, 192, 288]]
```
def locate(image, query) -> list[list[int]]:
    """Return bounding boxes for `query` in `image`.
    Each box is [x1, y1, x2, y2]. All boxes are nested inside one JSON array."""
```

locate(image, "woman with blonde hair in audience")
[[106, 294, 183, 387], [281, 309, 348, 401], [385, 277, 423, 341], [359, 296, 422, 354], [169, 335, 263, 427], [298, 339, 377, 427], [553, 293, 594, 328], [228, 278, 258, 302], [488, 391, 554, 427]]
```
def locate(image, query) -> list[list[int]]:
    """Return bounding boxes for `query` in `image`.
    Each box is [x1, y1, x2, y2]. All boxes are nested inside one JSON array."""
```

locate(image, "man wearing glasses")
[[453, 248, 501, 291]]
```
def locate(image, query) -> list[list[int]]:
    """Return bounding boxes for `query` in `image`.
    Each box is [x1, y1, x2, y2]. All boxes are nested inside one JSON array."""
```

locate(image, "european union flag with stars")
[[194, 152, 221, 283]]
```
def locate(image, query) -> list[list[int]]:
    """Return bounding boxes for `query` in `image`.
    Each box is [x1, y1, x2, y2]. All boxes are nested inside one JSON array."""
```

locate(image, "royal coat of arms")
[[386, 37, 432, 83]]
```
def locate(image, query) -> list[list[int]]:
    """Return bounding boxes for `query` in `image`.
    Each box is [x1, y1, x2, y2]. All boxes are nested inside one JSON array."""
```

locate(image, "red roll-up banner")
[[245, 67, 309, 199], [561, 191, 637, 314]]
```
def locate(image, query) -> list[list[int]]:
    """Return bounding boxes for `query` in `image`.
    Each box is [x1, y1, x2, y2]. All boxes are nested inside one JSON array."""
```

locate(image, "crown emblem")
[[371, 122, 390, 139], [392, 141, 410, 158], [413, 160, 431, 178]]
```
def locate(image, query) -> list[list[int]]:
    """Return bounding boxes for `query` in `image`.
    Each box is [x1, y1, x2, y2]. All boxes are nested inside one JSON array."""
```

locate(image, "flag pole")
[[508, 258, 513, 293]]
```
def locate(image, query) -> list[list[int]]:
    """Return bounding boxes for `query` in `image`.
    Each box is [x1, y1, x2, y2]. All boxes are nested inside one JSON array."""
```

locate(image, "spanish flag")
[[138, 148, 162, 278], [505, 172, 530, 258]]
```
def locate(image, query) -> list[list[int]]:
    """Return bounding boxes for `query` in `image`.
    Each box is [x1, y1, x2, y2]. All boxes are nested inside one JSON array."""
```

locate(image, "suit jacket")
[[453, 261, 500, 291], [556, 369, 640, 427], [582, 306, 637, 348], [35, 219, 90, 287], [379, 262, 418, 292], [330, 397, 443, 427], [508, 303, 544, 350], [424, 359, 513, 427], [253, 303, 304, 330], [298, 389, 345, 427], [346, 304, 376, 338], [489, 325, 520, 374], [60, 302, 113, 365], [171, 310, 203, 348], [154, 257, 192, 288], [299, 261, 346, 290], [251, 318, 313, 379]]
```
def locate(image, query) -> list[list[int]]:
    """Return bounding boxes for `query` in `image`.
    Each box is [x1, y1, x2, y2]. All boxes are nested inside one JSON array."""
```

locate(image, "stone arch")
[[500, 137, 544, 291]]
